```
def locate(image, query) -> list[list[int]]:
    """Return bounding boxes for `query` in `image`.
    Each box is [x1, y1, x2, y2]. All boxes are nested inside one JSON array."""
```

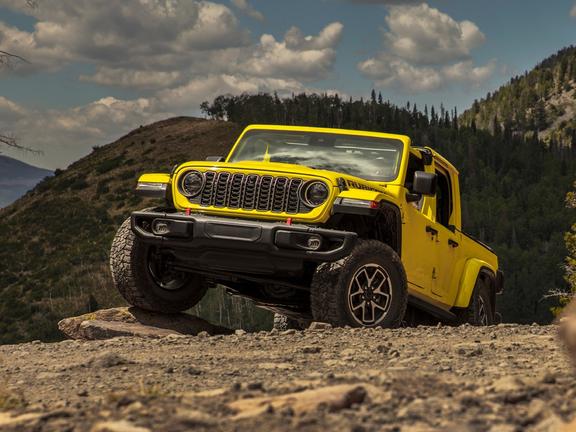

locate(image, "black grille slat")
[[213, 172, 230, 207], [228, 173, 244, 208], [287, 178, 302, 213], [192, 171, 311, 214], [257, 176, 273, 211], [272, 177, 288, 212], [200, 171, 216, 206]]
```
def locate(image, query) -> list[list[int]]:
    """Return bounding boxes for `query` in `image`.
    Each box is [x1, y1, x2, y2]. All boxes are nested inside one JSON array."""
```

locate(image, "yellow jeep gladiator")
[[110, 125, 503, 328]]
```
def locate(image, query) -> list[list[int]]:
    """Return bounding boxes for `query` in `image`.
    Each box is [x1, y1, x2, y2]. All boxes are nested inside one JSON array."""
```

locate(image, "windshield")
[[228, 130, 404, 181]]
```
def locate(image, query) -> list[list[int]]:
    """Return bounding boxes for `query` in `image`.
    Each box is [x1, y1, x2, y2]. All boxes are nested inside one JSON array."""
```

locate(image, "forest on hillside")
[[201, 92, 576, 323], [461, 45, 576, 148]]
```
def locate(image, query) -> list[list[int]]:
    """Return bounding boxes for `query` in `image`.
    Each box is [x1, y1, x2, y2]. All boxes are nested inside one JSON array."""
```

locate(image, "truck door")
[[401, 152, 438, 297], [430, 166, 462, 301]]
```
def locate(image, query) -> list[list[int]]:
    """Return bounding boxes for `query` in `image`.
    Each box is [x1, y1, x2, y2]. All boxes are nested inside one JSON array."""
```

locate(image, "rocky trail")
[[1, 309, 576, 432]]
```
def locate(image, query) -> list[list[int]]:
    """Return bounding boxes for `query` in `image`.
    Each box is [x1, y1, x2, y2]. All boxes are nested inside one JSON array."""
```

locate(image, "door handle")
[[425, 225, 438, 236], [448, 239, 459, 248]]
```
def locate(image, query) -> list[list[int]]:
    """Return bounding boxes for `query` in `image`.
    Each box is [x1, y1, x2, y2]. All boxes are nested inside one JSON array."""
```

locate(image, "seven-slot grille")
[[187, 171, 312, 214]]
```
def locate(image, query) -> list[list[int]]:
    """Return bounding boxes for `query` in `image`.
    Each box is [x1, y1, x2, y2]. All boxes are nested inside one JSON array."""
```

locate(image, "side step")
[[408, 295, 458, 323]]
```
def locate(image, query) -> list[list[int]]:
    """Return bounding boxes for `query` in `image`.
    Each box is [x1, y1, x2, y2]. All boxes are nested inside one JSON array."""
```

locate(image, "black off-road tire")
[[310, 240, 408, 328], [110, 217, 208, 313], [273, 313, 310, 331], [461, 277, 495, 326]]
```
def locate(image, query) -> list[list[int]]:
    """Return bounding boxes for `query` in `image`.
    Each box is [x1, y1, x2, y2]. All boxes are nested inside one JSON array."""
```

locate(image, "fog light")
[[306, 235, 322, 251], [152, 220, 170, 235]]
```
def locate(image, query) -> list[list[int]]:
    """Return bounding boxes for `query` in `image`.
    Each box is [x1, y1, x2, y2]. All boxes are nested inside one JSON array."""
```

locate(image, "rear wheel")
[[310, 240, 407, 328], [110, 217, 209, 313], [461, 277, 495, 326]]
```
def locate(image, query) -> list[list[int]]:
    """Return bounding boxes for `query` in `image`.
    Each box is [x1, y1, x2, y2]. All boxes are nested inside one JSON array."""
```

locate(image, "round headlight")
[[180, 171, 204, 198], [302, 181, 329, 207]]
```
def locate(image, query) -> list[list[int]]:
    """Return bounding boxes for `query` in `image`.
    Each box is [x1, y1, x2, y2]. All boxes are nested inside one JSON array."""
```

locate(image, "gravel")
[[0, 324, 574, 431]]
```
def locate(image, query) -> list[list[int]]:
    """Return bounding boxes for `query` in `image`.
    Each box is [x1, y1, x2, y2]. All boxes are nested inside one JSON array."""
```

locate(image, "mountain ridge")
[[460, 45, 576, 150]]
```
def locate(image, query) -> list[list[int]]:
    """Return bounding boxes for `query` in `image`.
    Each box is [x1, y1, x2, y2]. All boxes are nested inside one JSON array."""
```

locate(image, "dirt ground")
[[0, 323, 575, 431]]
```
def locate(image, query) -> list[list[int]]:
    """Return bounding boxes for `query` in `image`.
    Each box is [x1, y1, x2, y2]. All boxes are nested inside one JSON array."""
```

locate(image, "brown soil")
[[0, 324, 575, 431]]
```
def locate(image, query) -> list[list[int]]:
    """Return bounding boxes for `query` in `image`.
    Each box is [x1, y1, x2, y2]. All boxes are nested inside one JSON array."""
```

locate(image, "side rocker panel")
[[453, 259, 497, 308]]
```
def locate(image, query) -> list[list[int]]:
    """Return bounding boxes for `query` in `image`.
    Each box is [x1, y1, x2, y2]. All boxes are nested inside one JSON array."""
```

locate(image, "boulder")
[[58, 307, 232, 340]]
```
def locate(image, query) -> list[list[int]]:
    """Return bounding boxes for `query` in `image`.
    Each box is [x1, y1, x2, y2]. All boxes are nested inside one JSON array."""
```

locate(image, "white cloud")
[[358, 3, 494, 92], [80, 68, 183, 90], [346, 0, 419, 4], [0, 1, 345, 168], [231, 0, 264, 21], [443, 60, 497, 87], [0, 0, 250, 74], [239, 23, 343, 81], [384, 3, 485, 65], [358, 55, 442, 92], [0, 95, 170, 168]]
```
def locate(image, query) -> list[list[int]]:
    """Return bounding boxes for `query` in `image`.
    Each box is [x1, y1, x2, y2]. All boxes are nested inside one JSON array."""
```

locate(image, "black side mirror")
[[206, 156, 224, 162], [412, 171, 437, 196]]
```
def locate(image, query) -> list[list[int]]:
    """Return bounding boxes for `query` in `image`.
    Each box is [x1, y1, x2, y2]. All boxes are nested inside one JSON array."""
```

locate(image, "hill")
[[0, 117, 274, 344], [0, 155, 52, 208], [460, 46, 576, 149]]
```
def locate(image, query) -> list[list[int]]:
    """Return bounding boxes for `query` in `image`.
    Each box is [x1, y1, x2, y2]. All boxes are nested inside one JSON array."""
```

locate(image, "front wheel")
[[110, 217, 209, 313], [310, 240, 408, 328]]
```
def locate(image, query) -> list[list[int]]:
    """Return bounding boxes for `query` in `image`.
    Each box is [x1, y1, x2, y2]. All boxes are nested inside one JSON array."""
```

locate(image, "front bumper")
[[131, 210, 357, 275]]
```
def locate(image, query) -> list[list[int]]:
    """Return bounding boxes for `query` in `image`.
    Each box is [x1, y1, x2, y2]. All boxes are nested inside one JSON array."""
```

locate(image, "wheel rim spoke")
[[347, 263, 393, 326]]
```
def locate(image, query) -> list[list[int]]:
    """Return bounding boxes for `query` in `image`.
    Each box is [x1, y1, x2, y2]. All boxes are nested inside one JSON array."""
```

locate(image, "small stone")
[[301, 346, 321, 354], [281, 329, 296, 336], [196, 331, 209, 338], [90, 420, 151, 432], [77, 389, 89, 397], [491, 376, 524, 393], [246, 382, 264, 390], [88, 352, 131, 368], [308, 322, 332, 331], [235, 329, 247, 336], [186, 367, 203, 376]]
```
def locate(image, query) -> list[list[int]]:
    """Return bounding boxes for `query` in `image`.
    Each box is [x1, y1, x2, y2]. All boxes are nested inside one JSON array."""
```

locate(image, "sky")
[[0, 0, 576, 170]]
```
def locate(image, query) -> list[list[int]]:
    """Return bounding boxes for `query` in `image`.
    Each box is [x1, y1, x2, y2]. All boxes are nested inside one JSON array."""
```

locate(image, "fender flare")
[[331, 192, 402, 255], [453, 259, 497, 308]]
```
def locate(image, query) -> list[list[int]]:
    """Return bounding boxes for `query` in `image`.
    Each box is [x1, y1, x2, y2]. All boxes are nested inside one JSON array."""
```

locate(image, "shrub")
[[96, 155, 125, 174]]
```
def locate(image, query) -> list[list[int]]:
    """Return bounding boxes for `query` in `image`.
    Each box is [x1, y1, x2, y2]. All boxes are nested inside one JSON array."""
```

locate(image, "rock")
[[559, 298, 576, 366], [173, 408, 217, 427], [80, 320, 178, 340], [0, 412, 42, 428], [491, 376, 524, 393], [87, 352, 132, 368], [308, 322, 332, 331], [58, 307, 232, 340], [301, 346, 321, 354], [234, 329, 247, 336], [258, 362, 295, 370], [227, 384, 368, 419], [90, 420, 151, 432]]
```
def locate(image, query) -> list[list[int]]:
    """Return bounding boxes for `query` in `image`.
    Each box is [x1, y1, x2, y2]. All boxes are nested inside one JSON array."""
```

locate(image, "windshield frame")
[[227, 128, 406, 182]]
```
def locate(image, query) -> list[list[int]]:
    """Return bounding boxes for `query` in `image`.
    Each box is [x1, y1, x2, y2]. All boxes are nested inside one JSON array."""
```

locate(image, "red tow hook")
[[185, 208, 191, 216], [286, 217, 292, 225]]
